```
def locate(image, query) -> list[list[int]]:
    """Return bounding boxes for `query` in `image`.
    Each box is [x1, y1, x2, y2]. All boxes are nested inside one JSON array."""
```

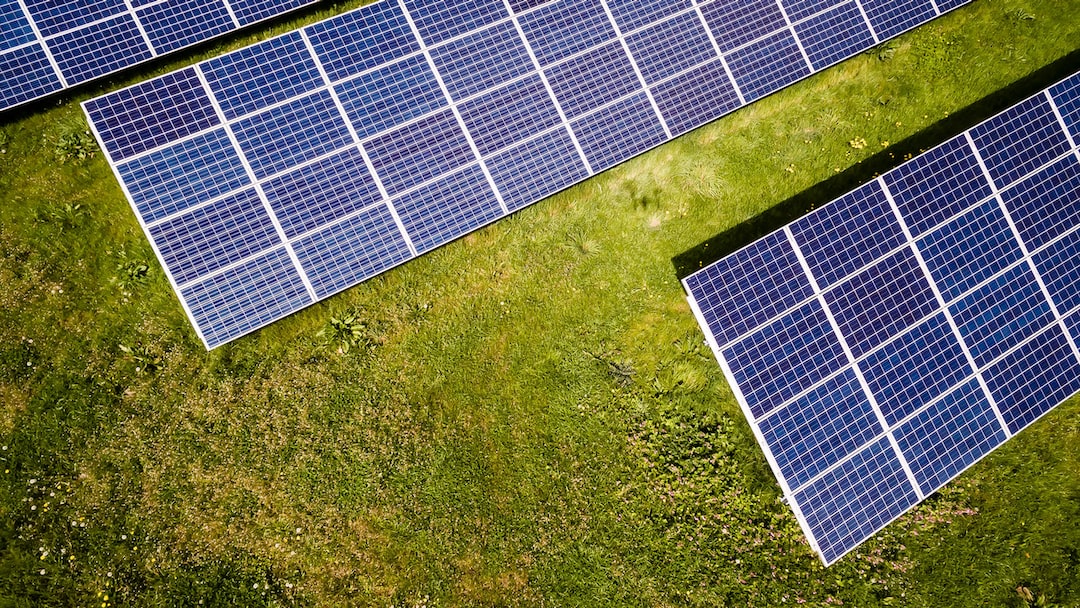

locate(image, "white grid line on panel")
[[121, 0, 161, 57], [298, 29, 419, 257], [191, 64, 319, 300], [12, 0, 69, 87], [1046, 89, 1079, 150], [877, 176, 1014, 438], [783, 226, 926, 501], [772, 0, 815, 73], [499, 0, 595, 174], [596, 0, 673, 139], [689, 0, 748, 105], [397, 0, 511, 216], [852, 0, 881, 43], [928, 0, 942, 16], [220, 0, 243, 29]]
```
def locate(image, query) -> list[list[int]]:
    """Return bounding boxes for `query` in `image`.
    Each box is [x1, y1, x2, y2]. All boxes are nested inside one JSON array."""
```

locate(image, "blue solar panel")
[[458, 75, 562, 156], [781, 0, 840, 21], [391, 165, 504, 254], [983, 325, 1080, 434], [404, 0, 507, 46], [517, 0, 614, 66], [571, 92, 667, 172], [651, 58, 742, 136], [138, 0, 235, 55], [1033, 227, 1080, 316], [0, 43, 61, 109], [935, 0, 972, 11], [969, 95, 1072, 189], [305, 2, 419, 83], [23, 0, 126, 38], [624, 12, 716, 85], [365, 108, 475, 196], [50, 14, 152, 83], [544, 41, 640, 118], [606, 0, 691, 32], [335, 54, 448, 140], [231, 0, 311, 26], [1, 0, 38, 50], [430, 21, 533, 100], [698, 0, 785, 53], [1050, 73, 1080, 142], [725, 30, 811, 103], [486, 128, 589, 212], [999, 154, 1080, 251], [860, 0, 936, 39], [794, 1, 876, 70]]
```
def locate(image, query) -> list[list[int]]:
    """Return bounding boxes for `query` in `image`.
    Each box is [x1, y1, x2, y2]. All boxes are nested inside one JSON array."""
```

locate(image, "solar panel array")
[[684, 70, 1080, 565], [85, 0, 971, 348], [0, 0, 316, 111]]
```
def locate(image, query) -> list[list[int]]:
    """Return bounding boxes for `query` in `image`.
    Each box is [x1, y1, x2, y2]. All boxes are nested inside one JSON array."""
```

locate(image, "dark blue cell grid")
[[23, 0, 126, 37], [230, 0, 313, 27], [999, 154, 1080, 251], [794, 436, 919, 565], [1, 0, 36, 51], [202, 32, 323, 121], [895, 379, 1006, 496], [118, 128, 250, 224], [1050, 72, 1080, 142], [545, 41, 640, 119], [861, 312, 971, 426], [304, 1, 419, 83], [825, 248, 938, 359], [606, 0, 691, 33], [684, 230, 813, 348], [364, 108, 475, 196], [48, 14, 152, 84], [335, 54, 447, 140], [721, 300, 848, 420], [571, 92, 667, 172], [984, 324, 1080, 434], [1067, 309, 1080, 346], [725, 30, 810, 103], [860, 0, 936, 40], [403, 0, 507, 46], [181, 248, 312, 348], [429, 20, 533, 100], [625, 12, 716, 85], [651, 58, 742, 136], [392, 165, 504, 254], [949, 263, 1054, 369], [759, 368, 882, 490], [137, 0, 235, 55], [261, 147, 383, 239], [790, 180, 904, 290], [509, 0, 551, 12], [781, 0, 840, 21], [292, 203, 413, 299], [84, 67, 218, 162], [699, 0, 785, 53], [917, 199, 1024, 303], [1033, 226, 1080, 317], [0, 44, 62, 109], [458, 75, 562, 156], [486, 127, 589, 212], [884, 134, 993, 237], [794, 2, 876, 71], [149, 188, 282, 285], [518, 0, 615, 66], [936, 0, 972, 10], [232, 89, 354, 180], [969, 94, 1072, 189]]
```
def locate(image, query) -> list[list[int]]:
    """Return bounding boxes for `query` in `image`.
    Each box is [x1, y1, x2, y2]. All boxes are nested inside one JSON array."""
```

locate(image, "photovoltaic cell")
[[650, 59, 741, 136], [365, 108, 475, 196], [794, 1, 876, 70], [23, 0, 126, 38], [391, 165, 503, 254], [624, 12, 716, 85], [429, 21, 533, 100], [305, 2, 418, 83], [999, 154, 1080, 251], [334, 54, 448, 140], [543, 41, 640, 118], [1050, 73, 1080, 141], [137, 0, 235, 55], [0, 44, 61, 109], [0, 0, 35, 51], [969, 95, 1072, 189], [404, 0, 507, 46], [725, 30, 810, 103], [571, 92, 666, 171], [860, 0, 936, 39], [1032, 227, 1080, 316], [486, 128, 589, 212], [517, 0, 614, 66], [458, 75, 562, 156], [983, 325, 1080, 433], [606, 0, 690, 32], [698, 0, 785, 53], [50, 14, 152, 83]]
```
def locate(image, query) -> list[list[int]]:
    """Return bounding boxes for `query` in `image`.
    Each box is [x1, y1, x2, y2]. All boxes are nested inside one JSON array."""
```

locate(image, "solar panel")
[[0, 0, 317, 111], [684, 71, 1080, 565], [86, 0, 973, 348]]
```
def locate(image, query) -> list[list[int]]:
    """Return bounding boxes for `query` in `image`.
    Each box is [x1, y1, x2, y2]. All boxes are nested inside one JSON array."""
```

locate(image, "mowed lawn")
[[2, 0, 1080, 605]]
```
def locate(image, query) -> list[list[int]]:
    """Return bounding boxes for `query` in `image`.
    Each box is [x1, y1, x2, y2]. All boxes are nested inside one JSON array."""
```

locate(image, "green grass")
[[2, 0, 1080, 605]]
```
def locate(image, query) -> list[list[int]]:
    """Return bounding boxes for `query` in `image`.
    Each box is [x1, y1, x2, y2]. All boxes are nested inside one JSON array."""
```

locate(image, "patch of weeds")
[[849, 136, 868, 150], [318, 309, 372, 354], [44, 202, 89, 232], [1008, 7, 1036, 22], [113, 258, 150, 293], [565, 227, 600, 256], [585, 347, 634, 387], [51, 119, 97, 164], [867, 39, 900, 61], [118, 342, 163, 374]]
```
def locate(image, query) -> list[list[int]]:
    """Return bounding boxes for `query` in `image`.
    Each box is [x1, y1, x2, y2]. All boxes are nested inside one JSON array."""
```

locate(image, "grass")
[[2, 0, 1080, 605]]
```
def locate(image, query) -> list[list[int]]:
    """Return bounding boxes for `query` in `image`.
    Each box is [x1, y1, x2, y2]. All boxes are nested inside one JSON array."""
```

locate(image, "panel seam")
[[596, 0, 673, 138], [689, 0, 748, 105], [12, 0, 69, 87]]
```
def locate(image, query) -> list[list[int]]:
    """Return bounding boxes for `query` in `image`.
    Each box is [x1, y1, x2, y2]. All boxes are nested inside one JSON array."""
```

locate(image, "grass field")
[[2, 0, 1080, 605]]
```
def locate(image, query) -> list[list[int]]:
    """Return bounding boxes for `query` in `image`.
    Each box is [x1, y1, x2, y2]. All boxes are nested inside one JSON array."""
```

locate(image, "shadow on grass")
[[672, 48, 1080, 281]]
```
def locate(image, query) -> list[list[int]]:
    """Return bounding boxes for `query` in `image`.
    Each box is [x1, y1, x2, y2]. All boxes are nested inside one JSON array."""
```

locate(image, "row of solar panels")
[[85, 0, 971, 348], [0, 0, 317, 110], [685, 71, 1080, 564]]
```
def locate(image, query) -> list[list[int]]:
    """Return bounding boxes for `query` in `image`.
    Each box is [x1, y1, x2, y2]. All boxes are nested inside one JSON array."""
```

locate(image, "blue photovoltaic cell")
[[231, 90, 354, 180], [984, 325, 1080, 434], [825, 248, 937, 359], [137, 0, 234, 54], [883, 135, 993, 237], [261, 147, 383, 239], [969, 95, 1072, 189], [723, 300, 848, 419], [0, 44, 61, 109], [1050, 73, 1080, 142], [305, 2, 419, 83], [1, 0, 35, 51], [759, 369, 882, 490], [790, 180, 904, 290], [917, 199, 1024, 303], [48, 14, 152, 83], [335, 54, 448, 140], [571, 92, 666, 172], [999, 154, 1080, 251], [365, 108, 475, 196], [486, 128, 589, 212], [117, 129, 250, 224], [651, 58, 742, 136], [392, 165, 504, 254], [794, 437, 919, 565], [894, 379, 1005, 495], [606, 0, 691, 32], [781, 0, 840, 21], [725, 30, 810, 103], [149, 189, 281, 285], [1033, 227, 1080, 316], [181, 248, 312, 347], [1067, 310, 1080, 346], [860, 0, 936, 39], [404, 0, 507, 46], [935, 0, 972, 10], [518, 0, 614, 66], [949, 263, 1053, 368], [794, 2, 876, 71], [684, 230, 813, 348], [698, 0, 785, 53], [23, 0, 126, 37], [202, 32, 323, 121], [429, 21, 533, 100], [231, 0, 311, 26], [458, 75, 562, 156], [544, 41, 640, 119], [860, 312, 970, 425], [293, 204, 413, 298], [509, 0, 549, 12], [624, 12, 716, 85]]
